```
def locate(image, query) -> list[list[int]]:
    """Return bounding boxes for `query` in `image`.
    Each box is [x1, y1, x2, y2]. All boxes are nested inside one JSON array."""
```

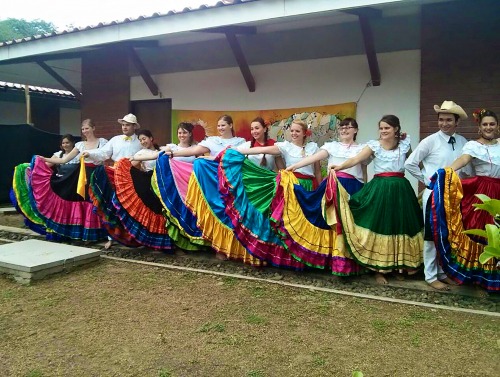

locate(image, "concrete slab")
[[0, 225, 40, 236], [0, 239, 100, 284], [0, 207, 17, 214]]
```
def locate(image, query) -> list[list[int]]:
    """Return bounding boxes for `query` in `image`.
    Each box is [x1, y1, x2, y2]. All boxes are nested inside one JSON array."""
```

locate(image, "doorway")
[[131, 99, 172, 146]]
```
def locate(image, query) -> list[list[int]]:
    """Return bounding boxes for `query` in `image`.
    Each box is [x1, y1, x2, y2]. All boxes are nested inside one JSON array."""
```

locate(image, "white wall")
[[0, 101, 27, 124], [60, 107, 81, 135], [131, 50, 421, 190]]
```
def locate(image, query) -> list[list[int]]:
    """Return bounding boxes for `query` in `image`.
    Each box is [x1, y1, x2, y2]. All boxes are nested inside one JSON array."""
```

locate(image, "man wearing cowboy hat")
[[82, 113, 142, 163], [405, 100, 471, 291], [82, 113, 142, 250]]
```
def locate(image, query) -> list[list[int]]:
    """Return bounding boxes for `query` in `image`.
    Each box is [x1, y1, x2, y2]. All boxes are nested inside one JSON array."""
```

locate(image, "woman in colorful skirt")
[[148, 123, 207, 250], [238, 119, 322, 189], [219, 118, 302, 268], [11, 135, 79, 238], [28, 126, 108, 242], [111, 130, 172, 250], [331, 115, 423, 284], [164, 115, 262, 265], [429, 109, 500, 291], [269, 117, 368, 274], [43, 119, 108, 200]]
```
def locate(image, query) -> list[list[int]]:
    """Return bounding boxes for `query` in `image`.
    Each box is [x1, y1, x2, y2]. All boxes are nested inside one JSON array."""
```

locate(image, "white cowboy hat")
[[433, 101, 468, 120], [118, 113, 140, 128]]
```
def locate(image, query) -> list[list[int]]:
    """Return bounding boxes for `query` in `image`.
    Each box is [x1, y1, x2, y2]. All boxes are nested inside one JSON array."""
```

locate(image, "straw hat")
[[433, 101, 468, 120], [118, 113, 140, 128]]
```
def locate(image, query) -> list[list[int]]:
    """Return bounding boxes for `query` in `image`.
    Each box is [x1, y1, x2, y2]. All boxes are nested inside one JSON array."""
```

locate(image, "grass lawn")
[[0, 259, 498, 377]]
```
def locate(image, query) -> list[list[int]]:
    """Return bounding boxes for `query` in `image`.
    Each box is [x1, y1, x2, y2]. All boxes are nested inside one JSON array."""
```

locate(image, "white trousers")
[[422, 189, 447, 283]]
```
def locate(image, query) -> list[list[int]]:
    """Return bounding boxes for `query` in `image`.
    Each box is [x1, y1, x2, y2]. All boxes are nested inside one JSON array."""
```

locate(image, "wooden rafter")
[[196, 25, 256, 92], [224, 31, 255, 92], [35, 60, 83, 101], [129, 47, 159, 96], [345, 8, 381, 86]]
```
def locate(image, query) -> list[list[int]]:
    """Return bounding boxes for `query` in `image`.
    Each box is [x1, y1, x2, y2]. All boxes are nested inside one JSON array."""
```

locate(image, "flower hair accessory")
[[400, 132, 407, 140], [305, 123, 312, 137], [472, 109, 487, 124]]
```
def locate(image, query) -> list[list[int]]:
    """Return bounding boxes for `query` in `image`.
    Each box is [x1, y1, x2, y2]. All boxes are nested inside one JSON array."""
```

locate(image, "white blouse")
[[462, 141, 500, 178], [133, 149, 158, 172], [166, 143, 196, 163], [199, 136, 247, 156], [237, 141, 277, 171], [276, 141, 319, 176], [75, 138, 108, 164], [321, 141, 366, 182], [51, 151, 80, 164], [367, 137, 412, 174]]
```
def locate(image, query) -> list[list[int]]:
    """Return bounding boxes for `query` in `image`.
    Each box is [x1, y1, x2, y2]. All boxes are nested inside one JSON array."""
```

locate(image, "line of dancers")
[[10, 101, 500, 292]]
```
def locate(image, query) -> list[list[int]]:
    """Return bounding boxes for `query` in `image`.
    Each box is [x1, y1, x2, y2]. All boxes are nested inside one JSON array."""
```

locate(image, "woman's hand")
[[285, 164, 296, 172]]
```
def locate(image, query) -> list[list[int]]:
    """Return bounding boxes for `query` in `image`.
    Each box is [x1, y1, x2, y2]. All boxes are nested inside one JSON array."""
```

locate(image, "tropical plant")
[[462, 194, 500, 265]]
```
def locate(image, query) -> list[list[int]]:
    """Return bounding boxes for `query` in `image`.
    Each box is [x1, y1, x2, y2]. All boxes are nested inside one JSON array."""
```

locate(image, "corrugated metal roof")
[[0, 0, 255, 47], [0, 81, 75, 98]]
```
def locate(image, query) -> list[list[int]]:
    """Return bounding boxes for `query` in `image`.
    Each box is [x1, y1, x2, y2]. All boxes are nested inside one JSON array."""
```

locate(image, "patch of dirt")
[[0, 213, 26, 229], [0, 259, 498, 376]]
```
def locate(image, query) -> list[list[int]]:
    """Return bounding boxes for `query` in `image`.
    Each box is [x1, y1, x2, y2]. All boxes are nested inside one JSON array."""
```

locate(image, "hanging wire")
[[356, 80, 373, 104]]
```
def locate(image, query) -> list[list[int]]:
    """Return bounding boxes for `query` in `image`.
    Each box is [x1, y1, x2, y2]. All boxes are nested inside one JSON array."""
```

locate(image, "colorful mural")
[[171, 102, 356, 147]]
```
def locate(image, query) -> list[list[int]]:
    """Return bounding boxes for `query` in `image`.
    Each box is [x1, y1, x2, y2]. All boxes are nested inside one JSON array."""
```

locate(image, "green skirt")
[[338, 175, 424, 270]]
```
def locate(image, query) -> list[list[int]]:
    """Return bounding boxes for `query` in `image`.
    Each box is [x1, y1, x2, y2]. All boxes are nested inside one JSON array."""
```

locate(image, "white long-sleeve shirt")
[[405, 131, 470, 186], [86, 134, 141, 163]]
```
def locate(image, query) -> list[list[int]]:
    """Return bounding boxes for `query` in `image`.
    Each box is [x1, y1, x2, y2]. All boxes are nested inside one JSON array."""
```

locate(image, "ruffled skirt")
[[152, 153, 208, 250], [219, 149, 303, 269], [112, 159, 172, 250], [29, 156, 107, 241], [89, 165, 140, 246], [429, 168, 499, 291], [271, 171, 363, 275], [337, 174, 424, 270], [10, 162, 47, 234], [184, 155, 263, 266]]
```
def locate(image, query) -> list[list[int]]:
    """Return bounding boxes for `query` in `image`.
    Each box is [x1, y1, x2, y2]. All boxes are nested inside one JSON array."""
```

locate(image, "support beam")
[[35, 60, 83, 101], [225, 31, 255, 92], [358, 13, 381, 86], [128, 47, 159, 96], [343, 7, 381, 86], [0, 51, 84, 66]]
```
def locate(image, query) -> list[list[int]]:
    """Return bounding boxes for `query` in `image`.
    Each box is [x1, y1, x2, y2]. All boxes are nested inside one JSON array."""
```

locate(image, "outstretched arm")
[[238, 145, 281, 156], [332, 146, 373, 171], [172, 145, 210, 157], [130, 151, 160, 162], [42, 147, 80, 164], [450, 154, 472, 171], [286, 149, 329, 171]]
